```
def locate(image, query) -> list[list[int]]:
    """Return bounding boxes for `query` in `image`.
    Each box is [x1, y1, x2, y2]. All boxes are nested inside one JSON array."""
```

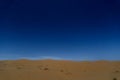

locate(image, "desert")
[[0, 59, 120, 80]]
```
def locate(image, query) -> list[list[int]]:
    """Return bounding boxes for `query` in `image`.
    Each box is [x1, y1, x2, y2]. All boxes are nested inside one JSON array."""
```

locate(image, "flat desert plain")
[[0, 59, 120, 80]]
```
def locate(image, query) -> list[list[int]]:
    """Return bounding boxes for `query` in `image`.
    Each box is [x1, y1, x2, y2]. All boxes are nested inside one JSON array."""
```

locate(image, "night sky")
[[0, 0, 120, 60]]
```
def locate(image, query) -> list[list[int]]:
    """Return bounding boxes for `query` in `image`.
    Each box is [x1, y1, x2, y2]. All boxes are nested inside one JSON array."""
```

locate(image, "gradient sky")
[[0, 0, 120, 60]]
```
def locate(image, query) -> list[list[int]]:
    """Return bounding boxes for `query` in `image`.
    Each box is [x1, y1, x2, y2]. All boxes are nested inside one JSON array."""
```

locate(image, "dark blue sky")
[[0, 0, 120, 60]]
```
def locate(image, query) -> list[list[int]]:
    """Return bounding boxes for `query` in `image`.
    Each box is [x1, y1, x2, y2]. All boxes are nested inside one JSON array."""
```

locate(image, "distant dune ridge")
[[0, 59, 120, 80]]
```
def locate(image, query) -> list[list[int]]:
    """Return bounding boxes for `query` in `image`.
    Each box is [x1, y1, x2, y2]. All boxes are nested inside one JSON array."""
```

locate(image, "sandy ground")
[[0, 59, 120, 80]]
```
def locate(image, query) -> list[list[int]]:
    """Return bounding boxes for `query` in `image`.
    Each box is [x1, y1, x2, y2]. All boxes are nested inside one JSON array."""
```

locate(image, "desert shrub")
[[44, 68, 49, 70], [113, 78, 117, 80], [17, 66, 22, 69], [60, 70, 64, 72], [115, 70, 119, 73]]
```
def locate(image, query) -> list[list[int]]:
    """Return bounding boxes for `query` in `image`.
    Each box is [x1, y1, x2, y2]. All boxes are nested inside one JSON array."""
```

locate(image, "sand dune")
[[0, 59, 120, 80]]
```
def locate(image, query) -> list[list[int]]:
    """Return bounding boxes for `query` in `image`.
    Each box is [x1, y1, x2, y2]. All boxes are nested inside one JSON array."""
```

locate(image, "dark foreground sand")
[[0, 59, 120, 80]]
